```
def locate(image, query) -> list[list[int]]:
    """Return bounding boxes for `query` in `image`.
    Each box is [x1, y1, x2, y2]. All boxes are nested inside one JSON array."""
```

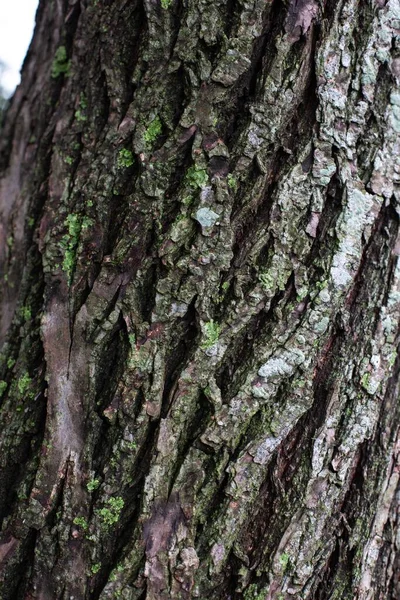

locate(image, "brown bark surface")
[[0, 1, 399, 599]]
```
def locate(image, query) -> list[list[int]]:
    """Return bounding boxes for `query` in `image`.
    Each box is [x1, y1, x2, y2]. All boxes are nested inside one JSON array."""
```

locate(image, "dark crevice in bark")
[[225, 554, 242, 600], [286, 44, 318, 148], [81, 62, 112, 139], [233, 467, 280, 598], [97, 0, 147, 117], [229, 64, 318, 272], [70, 263, 105, 327], [46, 467, 70, 533], [93, 315, 129, 416], [314, 536, 342, 600], [0, 528, 37, 600], [164, 65, 188, 129], [346, 203, 399, 327], [215, 284, 288, 404], [93, 508, 144, 600], [223, 0, 242, 39], [167, 0, 185, 58], [197, 39, 223, 71], [161, 296, 199, 419], [194, 469, 231, 550], [92, 426, 160, 598], [230, 57, 317, 268], [246, 333, 345, 594], [306, 172, 344, 269], [314, 444, 367, 599], [0, 415, 44, 522], [321, 0, 340, 27], [167, 390, 214, 498], [352, 2, 377, 73], [230, 161, 259, 222], [230, 172, 279, 265], [0, 257, 47, 524], [379, 203, 400, 297], [119, 0, 147, 117], [224, 0, 286, 151], [91, 428, 157, 598], [159, 138, 195, 236], [243, 406, 317, 577], [104, 194, 132, 257], [140, 261, 159, 323], [358, 63, 393, 186]]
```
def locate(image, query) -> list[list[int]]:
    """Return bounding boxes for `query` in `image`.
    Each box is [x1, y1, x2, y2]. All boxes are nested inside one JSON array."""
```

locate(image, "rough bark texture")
[[0, 0, 399, 599]]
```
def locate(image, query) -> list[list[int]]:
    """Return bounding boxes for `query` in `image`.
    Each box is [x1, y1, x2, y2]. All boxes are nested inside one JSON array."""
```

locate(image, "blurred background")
[[0, 0, 38, 100]]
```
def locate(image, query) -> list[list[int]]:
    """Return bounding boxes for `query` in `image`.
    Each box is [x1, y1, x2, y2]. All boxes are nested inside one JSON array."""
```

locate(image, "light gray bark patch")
[[194, 207, 220, 230]]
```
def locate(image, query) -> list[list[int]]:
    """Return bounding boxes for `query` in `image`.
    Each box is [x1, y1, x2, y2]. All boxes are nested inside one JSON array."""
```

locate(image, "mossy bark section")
[[0, 0, 399, 599]]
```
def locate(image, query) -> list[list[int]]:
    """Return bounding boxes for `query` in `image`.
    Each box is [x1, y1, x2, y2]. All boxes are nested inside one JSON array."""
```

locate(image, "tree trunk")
[[0, 0, 399, 598]]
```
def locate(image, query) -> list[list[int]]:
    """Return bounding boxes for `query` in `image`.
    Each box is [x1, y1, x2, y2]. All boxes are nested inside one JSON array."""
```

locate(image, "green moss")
[[75, 109, 87, 123], [215, 281, 230, 304], [360, 373, 370, 389], [87, 478, 100, 492], [7, 358, 15, 369], [204, 385, 212, 397], [17, 372, 32, 396], [161, 0, 172, 7], [258, 270, 275, 291], [62, 249, 75, 279], [186, 165, 209, 189], [0, 380, 7, 397], [128, 333, 136, 349], [61, 214, 79, 279], [201, 320, 221, 349], [73, 516, 89, 530], [67, 213, 81, 238], [227, 174, 238, 192], [79, 94, 88, 109], [279, 552, 290, 572], [96, 496, 124, 528], [243, 584, 265, 600], [51, 46, 70, 78], [117, 148, 135, 168], [109, 563, 124, 582], [61, 213, 93, 282], [74, 94, 88, 122], [20, 305, 31, 321], [91, 563, 101, 574], [144, 116, 162, 146]]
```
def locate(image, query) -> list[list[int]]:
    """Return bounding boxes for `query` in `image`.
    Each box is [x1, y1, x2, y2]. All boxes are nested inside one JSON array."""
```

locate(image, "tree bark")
[[0, 0, 399, 598]]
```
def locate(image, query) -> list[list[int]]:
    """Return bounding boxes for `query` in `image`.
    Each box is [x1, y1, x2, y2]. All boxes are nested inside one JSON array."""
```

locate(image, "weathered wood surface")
[[0, 1, 399, 598]]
